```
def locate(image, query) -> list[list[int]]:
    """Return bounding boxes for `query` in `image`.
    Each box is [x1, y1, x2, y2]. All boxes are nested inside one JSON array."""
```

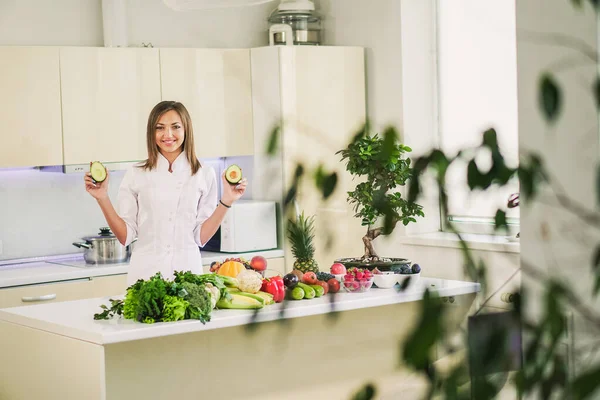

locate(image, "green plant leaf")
[[539, 73, 562, 123], [593, 245, 600, 296], [494, 210, 509, 232], [350, 122, 370, 146], [381, 126, 398, 163], [467, 160, 482, 190], [593, 245, 600, 271], [397, 276, 412, 291], [571, 0, 583, 7], [294, 164, 304, 179], [572, 364, 600, 400], [284, 184, 297, 206], [351, 383, 377, 400], [588, 0, 599, 9], [266, 126, 280, 156], [402, 289, 444, 371], [482, 128, 499, 151], [594, 76, 600, 110], [321, 172, 338, 200], [596, 163, 600, 207]]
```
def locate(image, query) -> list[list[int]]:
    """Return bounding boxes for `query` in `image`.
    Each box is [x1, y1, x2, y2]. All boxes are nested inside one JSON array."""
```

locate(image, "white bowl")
[[372, 272, 398, 289], [333, 274, 345, 283], [396, 271, 421, 286]]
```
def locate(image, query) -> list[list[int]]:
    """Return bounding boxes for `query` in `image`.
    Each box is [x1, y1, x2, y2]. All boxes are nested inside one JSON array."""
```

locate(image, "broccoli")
[[181, 282, 213, 324], [161, 295, 189, 322]]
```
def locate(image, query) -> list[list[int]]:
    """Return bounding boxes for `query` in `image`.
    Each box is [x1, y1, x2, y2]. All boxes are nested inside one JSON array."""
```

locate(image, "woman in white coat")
[[84, 101, 247, 285]]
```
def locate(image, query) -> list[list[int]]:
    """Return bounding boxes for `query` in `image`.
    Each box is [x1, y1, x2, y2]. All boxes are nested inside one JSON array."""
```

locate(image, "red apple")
[[250, 255, 267, 272], [330, 263, 346, 275]]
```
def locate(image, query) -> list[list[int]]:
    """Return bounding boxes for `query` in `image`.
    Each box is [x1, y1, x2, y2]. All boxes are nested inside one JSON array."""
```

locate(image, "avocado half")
[[225, 164, 242, 184], [90, 161, 107, 183]]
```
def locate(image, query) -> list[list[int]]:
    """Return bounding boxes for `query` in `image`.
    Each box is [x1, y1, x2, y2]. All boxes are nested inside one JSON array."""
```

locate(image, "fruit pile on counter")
[[93, 248, 425, 325], [210, 257, 342, 302], [92, 256, 364, 325]]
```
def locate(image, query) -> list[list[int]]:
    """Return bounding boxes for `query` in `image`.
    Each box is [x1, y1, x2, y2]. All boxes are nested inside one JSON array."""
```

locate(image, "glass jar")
[[268, 8, 322, 46]]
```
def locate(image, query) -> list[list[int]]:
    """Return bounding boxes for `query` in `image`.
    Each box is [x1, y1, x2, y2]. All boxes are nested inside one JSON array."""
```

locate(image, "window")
[[436, 0, 520, 235]]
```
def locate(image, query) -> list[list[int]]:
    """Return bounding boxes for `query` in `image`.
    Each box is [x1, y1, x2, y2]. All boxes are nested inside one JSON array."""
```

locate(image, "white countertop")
[[0, 249, 285, 288], [0, 277, 480, 345]]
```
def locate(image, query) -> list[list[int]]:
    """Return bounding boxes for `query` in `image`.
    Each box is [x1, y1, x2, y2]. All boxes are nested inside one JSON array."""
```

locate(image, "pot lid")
[[82, 227, 117, 241]]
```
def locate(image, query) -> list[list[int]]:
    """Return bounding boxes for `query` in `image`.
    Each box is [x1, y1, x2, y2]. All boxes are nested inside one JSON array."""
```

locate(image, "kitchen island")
[[0, 277, 479, 400]]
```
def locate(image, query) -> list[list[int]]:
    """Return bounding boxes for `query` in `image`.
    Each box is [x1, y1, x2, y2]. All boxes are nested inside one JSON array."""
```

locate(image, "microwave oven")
[[202, 200, 278, 253]]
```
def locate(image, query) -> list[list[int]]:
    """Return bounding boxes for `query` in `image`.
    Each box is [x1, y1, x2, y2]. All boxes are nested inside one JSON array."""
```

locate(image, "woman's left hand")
[[221, 173, 248, 206]]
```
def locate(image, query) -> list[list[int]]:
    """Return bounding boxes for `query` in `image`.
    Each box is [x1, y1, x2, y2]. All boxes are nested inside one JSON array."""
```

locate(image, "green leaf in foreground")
[[351, 383, 376, 400], [494, 210, 508, 232], [572, 365, 600, 400], [402, 289, 444, 371], [266, 126, 280, 156], [539, 73, 561, 123]]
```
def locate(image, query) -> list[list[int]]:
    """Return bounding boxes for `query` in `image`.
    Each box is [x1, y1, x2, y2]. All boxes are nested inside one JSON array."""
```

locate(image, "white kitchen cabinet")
[[160, 49, 254, 158], [0, 274, 126, 309], [0, 47, 63, 168], [60, 47, 161, 165], [251, 46, 367, 271]]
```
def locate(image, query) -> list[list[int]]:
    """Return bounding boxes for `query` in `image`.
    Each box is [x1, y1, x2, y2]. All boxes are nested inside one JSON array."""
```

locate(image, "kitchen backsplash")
[[0, 156, 253, 262]]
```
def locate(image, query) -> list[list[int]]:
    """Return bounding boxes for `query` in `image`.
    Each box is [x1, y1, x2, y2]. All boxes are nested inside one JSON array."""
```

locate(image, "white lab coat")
[[117, 152, 218, 286]]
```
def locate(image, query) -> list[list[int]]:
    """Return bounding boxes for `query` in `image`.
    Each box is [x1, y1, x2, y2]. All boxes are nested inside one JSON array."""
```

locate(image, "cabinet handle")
[[21, 294, 57, 302]]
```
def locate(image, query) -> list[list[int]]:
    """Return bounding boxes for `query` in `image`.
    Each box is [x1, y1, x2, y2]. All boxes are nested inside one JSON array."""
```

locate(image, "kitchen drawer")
[[0, 274, 127, 309], [481, 268, 520, 310]]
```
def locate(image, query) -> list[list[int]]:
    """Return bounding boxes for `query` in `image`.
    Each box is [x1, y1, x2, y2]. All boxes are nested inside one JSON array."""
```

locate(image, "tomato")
[[327, 278, 340, 293]]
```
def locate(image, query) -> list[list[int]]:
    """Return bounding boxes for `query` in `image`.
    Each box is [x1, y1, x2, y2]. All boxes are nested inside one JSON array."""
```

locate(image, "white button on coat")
[[117, 153, 218, 285]]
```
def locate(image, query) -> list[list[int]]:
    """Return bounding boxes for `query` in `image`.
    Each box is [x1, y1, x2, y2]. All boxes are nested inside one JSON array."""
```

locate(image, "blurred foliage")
[[262, 0, 600, 398]]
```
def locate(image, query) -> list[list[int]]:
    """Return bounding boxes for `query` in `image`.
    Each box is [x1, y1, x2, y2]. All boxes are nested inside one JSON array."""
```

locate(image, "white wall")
[[0, 0, 273, 48], [317, 0, 404, 132], [0, 0, 104, 46]]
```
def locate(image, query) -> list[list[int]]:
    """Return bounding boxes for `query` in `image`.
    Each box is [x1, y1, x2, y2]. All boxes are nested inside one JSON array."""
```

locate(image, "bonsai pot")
[[334, 257, 411, 272]]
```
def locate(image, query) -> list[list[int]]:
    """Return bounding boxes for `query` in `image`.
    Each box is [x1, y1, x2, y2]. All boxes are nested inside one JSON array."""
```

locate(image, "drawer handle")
[[21, 294, 57, 302], [501, 293, 516, 303]]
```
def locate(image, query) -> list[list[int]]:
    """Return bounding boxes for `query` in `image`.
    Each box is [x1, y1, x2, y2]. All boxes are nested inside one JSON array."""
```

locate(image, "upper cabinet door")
[[60, 47, 161, 165], [0, 47, 63, 168], [160, 49, 254, 158]]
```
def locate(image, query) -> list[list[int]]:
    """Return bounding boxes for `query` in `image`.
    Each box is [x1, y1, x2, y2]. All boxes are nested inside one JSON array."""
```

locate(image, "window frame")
[[432, 0, 520, 237]]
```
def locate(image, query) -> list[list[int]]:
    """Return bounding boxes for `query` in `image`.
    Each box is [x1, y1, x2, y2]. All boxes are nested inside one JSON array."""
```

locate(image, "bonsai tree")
[[337, 127, 424, 262]]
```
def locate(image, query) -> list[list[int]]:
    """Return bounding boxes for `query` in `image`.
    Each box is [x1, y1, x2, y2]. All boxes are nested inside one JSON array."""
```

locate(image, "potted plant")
[[334, 128, 424, 271]]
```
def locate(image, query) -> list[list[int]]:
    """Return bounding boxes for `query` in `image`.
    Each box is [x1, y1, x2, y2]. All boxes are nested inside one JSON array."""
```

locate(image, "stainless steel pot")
[[73, 227, 134, 264]]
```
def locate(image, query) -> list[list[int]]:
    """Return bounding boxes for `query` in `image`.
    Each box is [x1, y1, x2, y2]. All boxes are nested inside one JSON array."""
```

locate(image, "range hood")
[[39, 161, 141, 174]]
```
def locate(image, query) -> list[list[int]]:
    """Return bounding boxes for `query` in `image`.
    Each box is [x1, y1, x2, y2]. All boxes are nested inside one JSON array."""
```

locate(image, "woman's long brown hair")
[[140, 101, 201, 175]]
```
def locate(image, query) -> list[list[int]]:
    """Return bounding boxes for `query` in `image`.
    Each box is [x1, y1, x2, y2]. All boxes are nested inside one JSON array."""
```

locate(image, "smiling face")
[[155, 110, 185, 158]]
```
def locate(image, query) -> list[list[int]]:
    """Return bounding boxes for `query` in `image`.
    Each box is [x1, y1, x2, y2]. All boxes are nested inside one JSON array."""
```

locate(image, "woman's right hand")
[[84, 170, 109, 200]]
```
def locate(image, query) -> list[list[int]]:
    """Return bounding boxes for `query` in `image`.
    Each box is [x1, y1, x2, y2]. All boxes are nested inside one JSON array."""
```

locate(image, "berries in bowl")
[[393, 264, 422, 286], [342, 268, 374, 293]]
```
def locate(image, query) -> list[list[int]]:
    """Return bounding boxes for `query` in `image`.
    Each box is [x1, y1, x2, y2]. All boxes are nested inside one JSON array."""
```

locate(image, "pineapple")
[[287, 212, 319, 273]]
